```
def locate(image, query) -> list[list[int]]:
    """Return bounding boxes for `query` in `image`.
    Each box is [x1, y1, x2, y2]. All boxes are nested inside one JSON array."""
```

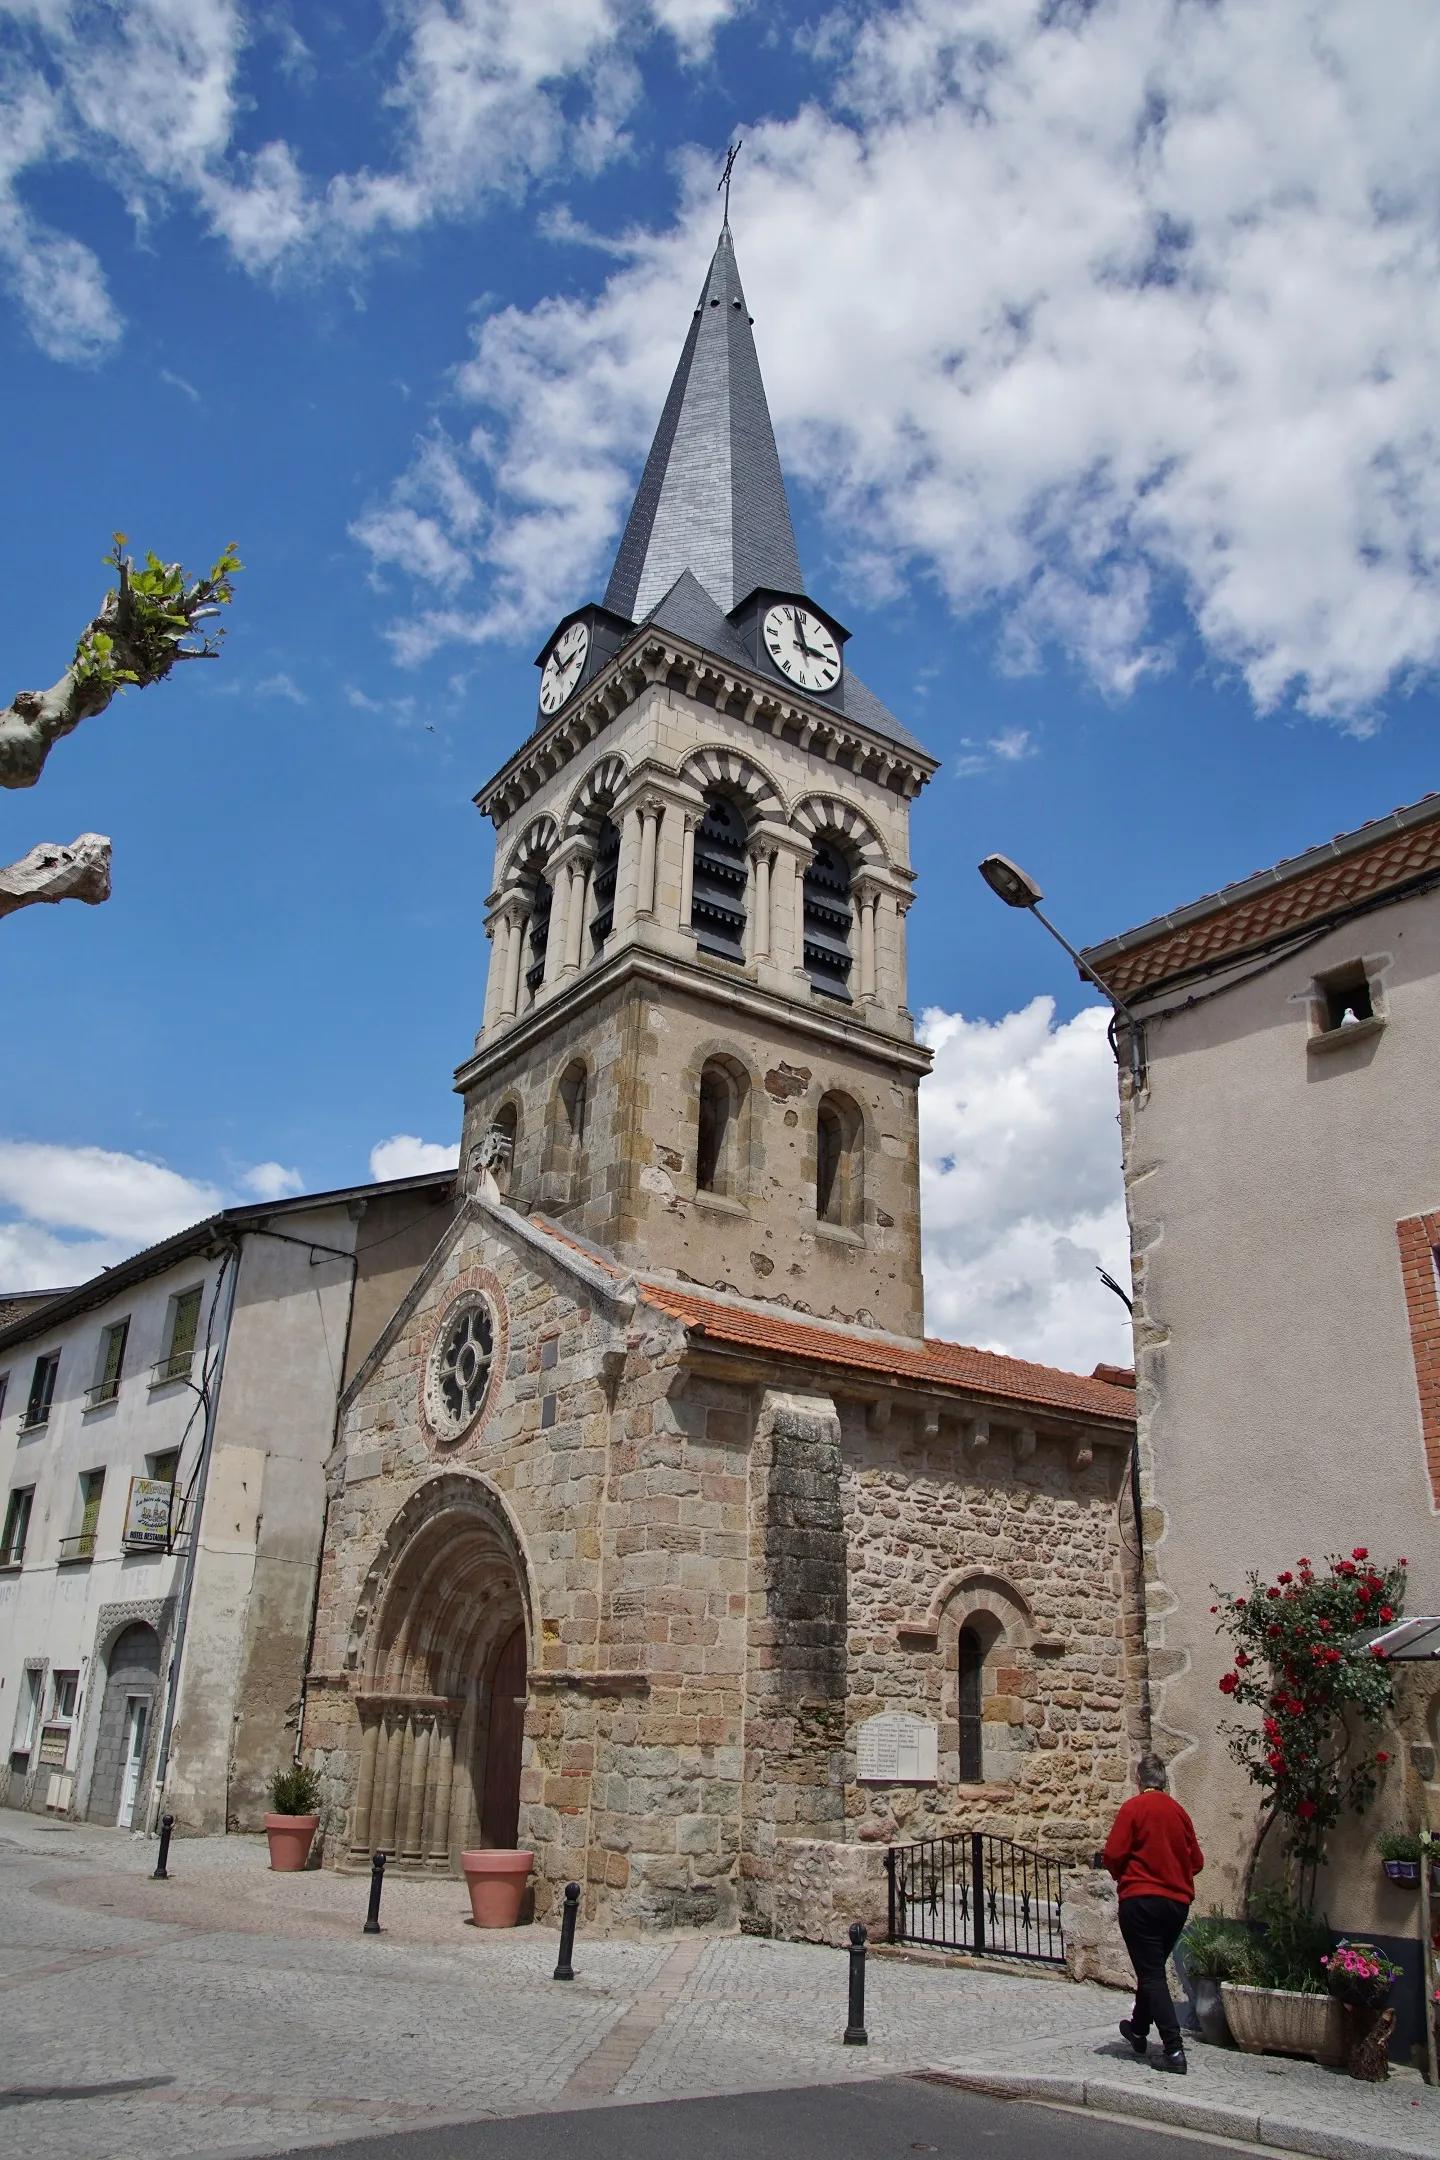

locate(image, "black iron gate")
[[886, 1832, 1066, 1964]]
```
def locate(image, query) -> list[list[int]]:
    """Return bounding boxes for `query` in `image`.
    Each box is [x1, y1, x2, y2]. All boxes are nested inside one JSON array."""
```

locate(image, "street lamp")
[[977, 853, 1145, 1090]]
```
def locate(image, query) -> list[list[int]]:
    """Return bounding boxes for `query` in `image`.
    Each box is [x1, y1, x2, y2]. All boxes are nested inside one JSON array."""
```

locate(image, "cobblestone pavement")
[[3, 1811, 1440, 2160]]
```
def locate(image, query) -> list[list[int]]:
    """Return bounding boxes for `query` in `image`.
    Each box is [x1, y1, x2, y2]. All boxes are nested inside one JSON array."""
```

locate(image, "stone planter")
[[460, 1849, 533, 1928], [1220, 1984, 1347, 2064], [264, 1813, 319, 1872]]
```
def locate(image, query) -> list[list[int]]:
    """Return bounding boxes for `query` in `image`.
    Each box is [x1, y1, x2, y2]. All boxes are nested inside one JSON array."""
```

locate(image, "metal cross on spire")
[[718, 139, 742, 227]]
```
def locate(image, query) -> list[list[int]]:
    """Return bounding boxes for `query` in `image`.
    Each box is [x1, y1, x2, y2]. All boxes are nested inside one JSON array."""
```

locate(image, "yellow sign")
[[123, 1477, 174, 1552]]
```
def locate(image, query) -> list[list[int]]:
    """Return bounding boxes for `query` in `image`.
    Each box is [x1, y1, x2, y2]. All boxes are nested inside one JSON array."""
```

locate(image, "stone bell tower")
[[455, 221, 937, 1337]]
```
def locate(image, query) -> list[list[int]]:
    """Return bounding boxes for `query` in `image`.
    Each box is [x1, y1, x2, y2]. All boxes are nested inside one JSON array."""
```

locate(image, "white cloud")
[[369, 1134, 461, 1181], [917, 998, 1132, 1375], [954, 726, 1034, 777], [0, 1141, 222, 1246], [243, 1160, 304, 1200], [256, 672, 308, 704], [0, 0, 744, 349], [374, 0, 1440, 720]]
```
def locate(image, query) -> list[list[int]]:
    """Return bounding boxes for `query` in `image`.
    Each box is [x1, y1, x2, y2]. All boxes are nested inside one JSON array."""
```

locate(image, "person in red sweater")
[[1102, 1753, 1204, 2073]]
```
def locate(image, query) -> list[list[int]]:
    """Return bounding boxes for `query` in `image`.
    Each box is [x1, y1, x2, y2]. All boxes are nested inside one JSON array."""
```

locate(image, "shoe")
[[1119, 2020, 1148, 2057], [1156, 2049, 1188, 2075]]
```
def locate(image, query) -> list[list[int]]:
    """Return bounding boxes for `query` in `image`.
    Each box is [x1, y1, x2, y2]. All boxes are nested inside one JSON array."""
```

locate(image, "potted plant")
[[265, 1763, 322, 1872], [460, 1847, 534, 1927], [1217, 1887, 1345, 2064], [1322, 1940, 1401, 2080], [1178, 1914, 1251, 2045], [1377, 1831, 1422, 1886]]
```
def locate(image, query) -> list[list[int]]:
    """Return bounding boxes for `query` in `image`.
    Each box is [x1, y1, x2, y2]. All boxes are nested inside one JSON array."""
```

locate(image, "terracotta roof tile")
[[637, 1282, 1136, 1423]]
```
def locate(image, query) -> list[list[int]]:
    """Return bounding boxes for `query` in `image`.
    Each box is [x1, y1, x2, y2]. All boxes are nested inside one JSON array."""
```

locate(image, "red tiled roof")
[[1081, 794, 1440, 1003], [638, 1282, 1136, 1424]]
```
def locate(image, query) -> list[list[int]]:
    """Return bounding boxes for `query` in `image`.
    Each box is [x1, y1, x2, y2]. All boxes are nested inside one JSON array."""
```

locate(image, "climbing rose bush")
[[1212, 1550, 1405, 1864]]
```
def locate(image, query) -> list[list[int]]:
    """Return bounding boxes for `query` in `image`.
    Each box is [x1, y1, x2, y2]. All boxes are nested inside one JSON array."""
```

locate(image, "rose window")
[[427, 1296, 495, 1440]]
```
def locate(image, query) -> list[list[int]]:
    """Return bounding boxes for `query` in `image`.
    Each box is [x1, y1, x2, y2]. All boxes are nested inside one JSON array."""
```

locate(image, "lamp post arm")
[[1030, 904, 1145, 1089]]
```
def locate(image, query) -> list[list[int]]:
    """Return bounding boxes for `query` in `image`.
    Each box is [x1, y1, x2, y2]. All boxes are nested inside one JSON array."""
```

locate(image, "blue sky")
[[2, 0, 1437, 1368]]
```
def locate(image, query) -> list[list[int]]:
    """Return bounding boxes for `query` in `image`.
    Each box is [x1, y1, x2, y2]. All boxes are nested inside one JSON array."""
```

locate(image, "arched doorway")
[[89, 1622, 161, 1827], [347, 1479, 530, 1873]]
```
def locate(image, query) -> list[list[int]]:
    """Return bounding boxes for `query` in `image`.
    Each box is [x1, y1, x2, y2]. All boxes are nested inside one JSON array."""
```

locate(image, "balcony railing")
[[0, 1542, 25, 1568], [18, 1407, 50, 1432], [149, 1351, 194, 1387], [84, 1378, 120, 1409], [57, 1532, 96, 1564]]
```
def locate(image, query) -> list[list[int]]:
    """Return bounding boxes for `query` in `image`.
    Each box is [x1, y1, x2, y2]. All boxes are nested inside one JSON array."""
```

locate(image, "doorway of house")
[[480, 1624, 526, 1849], [117, 1697, 148, 1828]]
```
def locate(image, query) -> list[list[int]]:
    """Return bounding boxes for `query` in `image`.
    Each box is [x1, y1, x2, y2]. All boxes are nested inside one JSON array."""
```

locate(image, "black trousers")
[[1118, 1894, 1190, 2051]]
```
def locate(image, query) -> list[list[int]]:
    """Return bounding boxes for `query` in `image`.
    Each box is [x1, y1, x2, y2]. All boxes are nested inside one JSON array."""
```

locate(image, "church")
[[300, 222, 1141, 1939]]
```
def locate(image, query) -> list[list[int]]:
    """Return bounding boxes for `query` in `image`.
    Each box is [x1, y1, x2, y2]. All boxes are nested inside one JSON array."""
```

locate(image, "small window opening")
[[524, 875, 553, 995], [1318, 962, 1374, 1033], [147, 1450, 181, 1488], [815, 1091, 863, 1228], [697, 1064, 734, 1193], [156, 1286, 202, 1384], [958, 1625, 985, 1782], [22, 1351, 59, 1431], [691, 795, 749, 962], [559, 1063, 588, 1149], [2, 1485, 34, 1566], [87, 1318, 129, 1408]]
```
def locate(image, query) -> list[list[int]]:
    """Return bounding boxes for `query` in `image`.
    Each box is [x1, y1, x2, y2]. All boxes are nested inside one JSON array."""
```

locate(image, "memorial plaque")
[[855, 1711, 938, 1783]]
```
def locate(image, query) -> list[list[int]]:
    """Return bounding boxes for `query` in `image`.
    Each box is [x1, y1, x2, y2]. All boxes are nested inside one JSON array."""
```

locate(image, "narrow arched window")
[[524, 875, 553, 996], [815, 1091, 863, 1228], [691, 795, 748, 962], [696, 1062, 733, 1194], [559, 1062, 587, 1149], [493, 1101, 519, 1181], [803, 842, 853, 999], [590, 818, 620, 951], [958, 1625, 985, 1782]]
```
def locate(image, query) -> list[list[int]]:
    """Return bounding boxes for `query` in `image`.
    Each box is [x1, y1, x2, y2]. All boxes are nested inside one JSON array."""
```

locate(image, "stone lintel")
[[529, 1670, 650, 1696]]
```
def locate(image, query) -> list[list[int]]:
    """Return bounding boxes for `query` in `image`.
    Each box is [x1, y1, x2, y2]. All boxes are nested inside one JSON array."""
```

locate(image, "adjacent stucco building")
[[0, 1171, 454, 1833], [1082, 793, 1440, 1938]]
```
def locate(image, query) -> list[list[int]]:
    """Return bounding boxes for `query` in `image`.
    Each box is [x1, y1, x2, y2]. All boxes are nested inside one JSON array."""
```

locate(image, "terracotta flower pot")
[[460, 1849, 533, 1927], [265, 1813, 319, 1872]]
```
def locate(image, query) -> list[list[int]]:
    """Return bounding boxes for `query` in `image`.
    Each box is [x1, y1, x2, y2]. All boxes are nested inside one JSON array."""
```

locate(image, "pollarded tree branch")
[[0, 534, 241, 792], [0, 833, 111, 918]]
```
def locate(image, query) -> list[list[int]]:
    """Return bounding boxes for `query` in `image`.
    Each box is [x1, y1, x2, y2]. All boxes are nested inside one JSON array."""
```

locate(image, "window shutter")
[[101, 1321, 128, 1390], [169, 1288, 202, 1362], [81, 1472, 104, 1541]]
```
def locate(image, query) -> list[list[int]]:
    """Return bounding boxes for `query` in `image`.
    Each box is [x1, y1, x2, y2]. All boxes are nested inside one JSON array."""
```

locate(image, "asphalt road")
[[272, 2074, 1245, 2160]]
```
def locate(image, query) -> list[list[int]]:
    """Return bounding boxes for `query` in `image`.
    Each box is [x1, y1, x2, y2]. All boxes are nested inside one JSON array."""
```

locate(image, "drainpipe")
[[148, 1239, 241, 1832]]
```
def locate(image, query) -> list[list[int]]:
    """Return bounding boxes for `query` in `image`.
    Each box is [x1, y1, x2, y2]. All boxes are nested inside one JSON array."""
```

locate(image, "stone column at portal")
[[351, 1712, 381, 1857], [376, 1711, 404, 1852], [428, 1714, 456, 1865], [401, 1713, 430, 1860]]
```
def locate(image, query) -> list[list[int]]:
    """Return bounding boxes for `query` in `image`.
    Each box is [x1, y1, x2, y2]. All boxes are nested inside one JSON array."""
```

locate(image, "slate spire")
[[604, 225, 805, 624]]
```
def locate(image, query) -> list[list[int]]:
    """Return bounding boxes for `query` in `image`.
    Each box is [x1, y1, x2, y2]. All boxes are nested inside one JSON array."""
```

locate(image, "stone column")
[[636, 801, 661, 918], [541, 873, 569, 990], [480, 915, 506, 1034], [428, 1715, 456, 1866], [612, 802, 645, 936], [678, 814, 696, 937], [401, 1712, 430, 1861], [854, 880, 879, 1002], [500, 901, 528, 1017], [771, 843, 809, 980], [894, 895, 912, 1011], [751, 849, 773, 962], [376, 1711, 404, 1853], [350, 1712, 381, 1857], [560, 856, 590, 973]]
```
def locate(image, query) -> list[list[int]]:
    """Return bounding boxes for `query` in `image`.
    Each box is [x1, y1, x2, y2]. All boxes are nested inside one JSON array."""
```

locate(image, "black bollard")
[[364, 1850, 386, 1934], [554, 1880, 581, 1980], [843, 1921, 868, 2045], [152, 1813, 174, 1881]]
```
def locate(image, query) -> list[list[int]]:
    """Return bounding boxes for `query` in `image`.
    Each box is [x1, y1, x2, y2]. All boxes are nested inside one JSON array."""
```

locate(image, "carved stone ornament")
[[424, 1293, 496, 1444]]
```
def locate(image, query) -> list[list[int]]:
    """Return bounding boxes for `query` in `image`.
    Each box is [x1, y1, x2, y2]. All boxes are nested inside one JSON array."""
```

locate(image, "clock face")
[[763, 604, 841, 693], [539, 619, 590, 715]]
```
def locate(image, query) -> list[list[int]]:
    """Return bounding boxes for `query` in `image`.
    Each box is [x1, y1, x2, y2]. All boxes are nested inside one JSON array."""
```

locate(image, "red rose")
[[1298, 1800, 1316, 1819], [1372, 1644, 1387, 1659], [1219, 1672, 1238, 1694], [1337, 1561, 1356, 1577], [1377, 1752, 1390, 1764], [1380, 1607, 1394, 1622], [1353, 1547, 1368, 1560], [1400, 1558, 1408, 1567], [1267, 1624, 1281, 1637], [1319, 1619, 1330, 1632], [1267, 1750, 1285, 1771], [1236, 1597, 1247, 1608], [1278, 1571, 1293, 1584], [1326, 1648, 1341, 1663], [1236, 1652, 1251, 1666]]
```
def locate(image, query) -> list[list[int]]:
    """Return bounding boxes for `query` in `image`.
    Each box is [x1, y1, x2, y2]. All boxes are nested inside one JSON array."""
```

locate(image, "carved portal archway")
[[347, 1477, 531, 1874]]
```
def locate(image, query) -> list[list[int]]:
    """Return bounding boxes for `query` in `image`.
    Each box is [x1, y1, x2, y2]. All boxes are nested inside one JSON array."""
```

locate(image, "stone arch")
[[499, 813, 559, 891], [791, 794, 888, 869], [935, 1573, 1033, 1790], [346, 1472, 536, 1872], [679, 744, 786, 821], [562, 753, 628, 840]]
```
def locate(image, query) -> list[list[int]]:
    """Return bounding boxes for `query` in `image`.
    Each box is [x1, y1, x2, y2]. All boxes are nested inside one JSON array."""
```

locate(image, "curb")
[[921, 2067, 1440, 2160]]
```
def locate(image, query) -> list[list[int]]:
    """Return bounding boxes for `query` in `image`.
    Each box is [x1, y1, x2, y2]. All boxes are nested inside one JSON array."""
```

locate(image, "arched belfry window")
[[691, 795, 748, 962], [816, 1091, 863, 1229], [802, 843, 853, 999], [695, 1056, 747, 1198], [590, 818, 620, 951], [958, 1625, 985, 1782], [524, 874, 553, 996]]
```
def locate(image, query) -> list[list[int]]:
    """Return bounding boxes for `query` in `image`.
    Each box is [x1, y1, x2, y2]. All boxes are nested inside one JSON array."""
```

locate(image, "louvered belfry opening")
[[691, 794, 749, 961], [524, 875, 553, 995], [803, 842, 853, 999], [590, 818, 621, 949]]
